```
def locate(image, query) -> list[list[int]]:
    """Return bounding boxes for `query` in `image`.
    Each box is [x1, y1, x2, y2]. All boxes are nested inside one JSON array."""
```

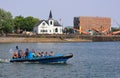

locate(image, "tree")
[[0, 8, 14, 35], [63, 26, 74, 34], [23, 16, 39, 31], [13, 16, 39, 33], [13, 16, 24, 33]]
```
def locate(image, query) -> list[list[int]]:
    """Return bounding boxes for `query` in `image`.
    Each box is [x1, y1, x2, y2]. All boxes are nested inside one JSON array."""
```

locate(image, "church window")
[[42, 23, 45, 26], [55, 28, 58, 32], [50, 21, 52, 25]]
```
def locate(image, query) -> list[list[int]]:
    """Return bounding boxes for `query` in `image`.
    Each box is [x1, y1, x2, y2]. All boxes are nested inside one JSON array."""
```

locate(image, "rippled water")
[[0, 42, 120, 78]]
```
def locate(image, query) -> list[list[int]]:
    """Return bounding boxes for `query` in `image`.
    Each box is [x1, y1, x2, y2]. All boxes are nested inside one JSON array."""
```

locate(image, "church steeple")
[[49, 10, 53, 19]]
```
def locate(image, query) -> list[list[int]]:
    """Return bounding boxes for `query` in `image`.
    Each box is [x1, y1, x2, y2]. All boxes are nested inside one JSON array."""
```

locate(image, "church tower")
[[48, 10, 54, 26]]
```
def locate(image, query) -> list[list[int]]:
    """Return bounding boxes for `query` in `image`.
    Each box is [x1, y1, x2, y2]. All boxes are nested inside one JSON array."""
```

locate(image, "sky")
[[0, 0, 120, 27]]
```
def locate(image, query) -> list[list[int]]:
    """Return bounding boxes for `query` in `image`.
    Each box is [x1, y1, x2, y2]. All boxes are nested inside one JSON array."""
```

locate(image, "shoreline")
[[1, 35, 120, 43], [0, 37, 92, 43]]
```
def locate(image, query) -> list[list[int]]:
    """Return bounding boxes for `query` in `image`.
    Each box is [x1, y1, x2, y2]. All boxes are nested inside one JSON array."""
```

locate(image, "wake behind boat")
[[10, 53, 73, 63], [0, 58, 10, 63]]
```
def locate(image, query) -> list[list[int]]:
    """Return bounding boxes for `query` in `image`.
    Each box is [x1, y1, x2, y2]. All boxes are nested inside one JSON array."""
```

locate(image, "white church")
[[33, 11, 63, 34]]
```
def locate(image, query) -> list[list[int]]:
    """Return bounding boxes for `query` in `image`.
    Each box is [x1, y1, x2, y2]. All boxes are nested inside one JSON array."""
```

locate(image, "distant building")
[[33, 11, 63, 34], [74, 16, 111, 34]]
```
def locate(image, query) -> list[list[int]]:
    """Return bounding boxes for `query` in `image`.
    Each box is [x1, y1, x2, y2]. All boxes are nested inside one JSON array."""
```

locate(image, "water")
[[0, 42, 120, 78]]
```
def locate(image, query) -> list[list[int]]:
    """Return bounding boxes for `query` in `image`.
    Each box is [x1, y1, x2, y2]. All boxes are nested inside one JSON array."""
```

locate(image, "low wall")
[[92, 36, 120, 41]]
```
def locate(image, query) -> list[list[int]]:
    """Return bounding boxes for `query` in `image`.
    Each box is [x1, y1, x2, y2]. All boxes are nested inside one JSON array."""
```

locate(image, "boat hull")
[[10, 53, 73, 63]]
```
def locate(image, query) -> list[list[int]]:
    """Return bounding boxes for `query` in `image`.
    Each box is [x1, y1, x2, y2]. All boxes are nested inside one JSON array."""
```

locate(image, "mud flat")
[[0, 37, 92, 43]]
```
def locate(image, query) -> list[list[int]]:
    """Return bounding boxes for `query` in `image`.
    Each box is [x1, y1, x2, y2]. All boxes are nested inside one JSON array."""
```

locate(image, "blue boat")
[[10, 53, 73, 63]]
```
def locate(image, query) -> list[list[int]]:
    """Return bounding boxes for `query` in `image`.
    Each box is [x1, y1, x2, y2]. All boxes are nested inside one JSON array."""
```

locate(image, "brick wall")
[[74, 16, 111, 34]]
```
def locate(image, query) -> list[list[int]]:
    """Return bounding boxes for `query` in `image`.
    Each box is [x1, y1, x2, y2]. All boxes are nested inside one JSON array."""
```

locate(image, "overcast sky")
[[0, 0, 120, 27]]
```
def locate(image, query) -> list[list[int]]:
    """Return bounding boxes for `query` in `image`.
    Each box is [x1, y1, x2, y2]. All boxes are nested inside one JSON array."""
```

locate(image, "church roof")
[[34, 20, 48, 27], [34, 20, 61, 27], [54, 20, 61, 26]]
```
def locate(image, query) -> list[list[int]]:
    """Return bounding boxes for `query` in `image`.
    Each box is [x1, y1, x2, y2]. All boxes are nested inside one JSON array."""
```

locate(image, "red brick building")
[[74, 16, 111, 34]]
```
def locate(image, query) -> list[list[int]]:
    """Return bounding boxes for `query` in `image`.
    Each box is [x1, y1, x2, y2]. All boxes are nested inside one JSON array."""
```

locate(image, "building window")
[[41, 30, 48, 32], [42, 23, 45, 26], [55, 28, 58, 32], [50, 21, 52, 25], [60, 29, 62, 32]]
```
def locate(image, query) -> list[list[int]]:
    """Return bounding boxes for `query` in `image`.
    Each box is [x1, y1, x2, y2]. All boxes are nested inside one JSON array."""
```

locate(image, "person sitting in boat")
[[49, 51, 54, 56], [12, 51, 18, 59], [31, 49, 37, 58], [44, 52, 48, 56], [25, 48, 29, 58], [41, 52, 44, 57], [20, 50, 25, 58], [37, 52, 41, 57]]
